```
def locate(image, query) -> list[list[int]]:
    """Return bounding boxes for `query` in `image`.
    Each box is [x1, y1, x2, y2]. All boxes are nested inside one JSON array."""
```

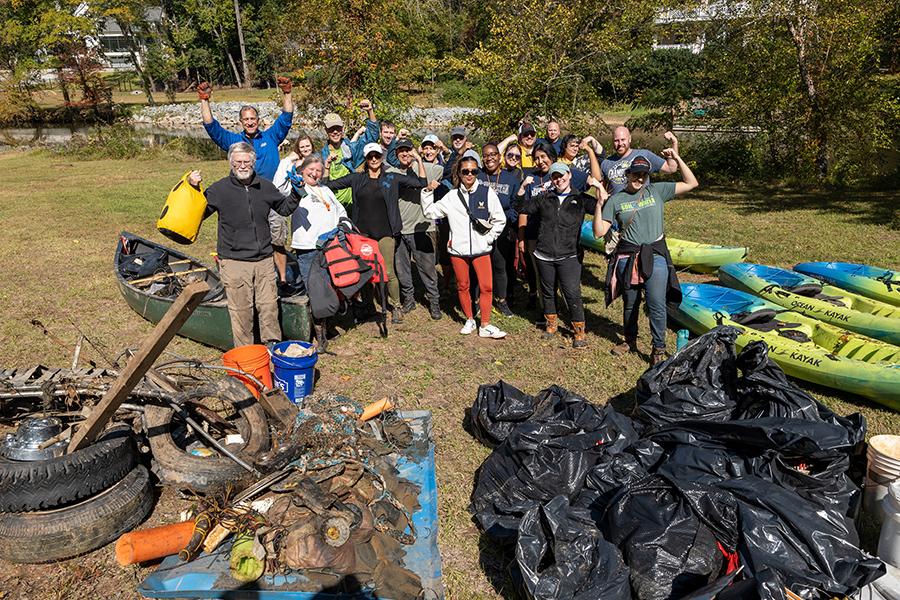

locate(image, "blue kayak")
[[794, 262, 900, 308], [719, 262, 900, 345], [670, 283, 900, 409]]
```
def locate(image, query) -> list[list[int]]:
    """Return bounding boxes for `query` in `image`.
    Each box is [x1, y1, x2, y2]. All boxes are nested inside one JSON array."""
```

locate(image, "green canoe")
[[670, 283, 900, 410], [579, 221, 748, 273], [116, 232, 311, 350]]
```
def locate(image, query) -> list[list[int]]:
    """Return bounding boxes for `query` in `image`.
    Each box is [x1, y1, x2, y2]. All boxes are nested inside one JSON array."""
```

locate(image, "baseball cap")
[[323, 113, 344, 129], [421, 134, 440, 147], [625, 156, 652, 174], [518, 121, 536, 136], [450, 125, 467, 138], [363, 142, 384, 156], [395, 138, 414, 150], [548, 162, 571, 177], [461, 149, 482, 168]]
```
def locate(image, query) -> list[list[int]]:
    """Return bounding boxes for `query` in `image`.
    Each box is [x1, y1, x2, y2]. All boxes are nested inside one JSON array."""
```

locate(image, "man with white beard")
[[188, 142, 300, 348]]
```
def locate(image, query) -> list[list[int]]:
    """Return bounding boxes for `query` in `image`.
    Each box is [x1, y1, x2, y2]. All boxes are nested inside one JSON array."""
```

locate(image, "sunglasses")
[[460, 168, 479, 176], [627, 171, 648, 178], [505, 153, 521, 160], [326, 126, 344, 133], [366, 153, 383, 160]]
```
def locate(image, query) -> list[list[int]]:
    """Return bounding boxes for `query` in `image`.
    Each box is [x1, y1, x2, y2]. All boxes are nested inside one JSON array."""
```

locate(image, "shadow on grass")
[[477, 533, 522, 600], [691, 185, 898, 228]]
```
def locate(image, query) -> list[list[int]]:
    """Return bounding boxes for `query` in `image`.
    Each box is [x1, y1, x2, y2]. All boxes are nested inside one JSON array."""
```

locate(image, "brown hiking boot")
[[542, 314, 558, 339], [611, 337, 638, 356], [650, 347, 669, 366], [572, 321, 587, 349]]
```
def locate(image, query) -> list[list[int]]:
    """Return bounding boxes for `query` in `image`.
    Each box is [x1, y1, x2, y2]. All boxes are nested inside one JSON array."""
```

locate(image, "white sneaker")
[[479, 324, 507, 339], [460, 319, 477, 335]]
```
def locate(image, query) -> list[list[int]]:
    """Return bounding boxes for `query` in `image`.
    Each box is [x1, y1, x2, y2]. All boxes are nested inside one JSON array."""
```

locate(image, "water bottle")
[[676, 329, 690, 352]]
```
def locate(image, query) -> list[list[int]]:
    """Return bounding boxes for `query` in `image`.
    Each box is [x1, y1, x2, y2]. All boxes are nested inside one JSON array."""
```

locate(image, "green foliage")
[[679, 134, 769, 183], [435, 79, 490, 107], [458, 0, 671, 137], [51, 125, 224, 160], [703, 0, 895, 182]]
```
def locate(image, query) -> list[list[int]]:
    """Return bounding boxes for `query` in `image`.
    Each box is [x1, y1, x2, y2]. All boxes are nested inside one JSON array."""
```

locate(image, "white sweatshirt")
[[420, 179, 506, 257], [289, 185, 350, 250]]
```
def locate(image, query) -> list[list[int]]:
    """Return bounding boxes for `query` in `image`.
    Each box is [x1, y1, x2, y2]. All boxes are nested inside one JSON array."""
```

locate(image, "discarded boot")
[[572, 321, 587, 349], [542, 314, 558, 339], [650, 346, 668, 366], [611, 337, 638, 356]]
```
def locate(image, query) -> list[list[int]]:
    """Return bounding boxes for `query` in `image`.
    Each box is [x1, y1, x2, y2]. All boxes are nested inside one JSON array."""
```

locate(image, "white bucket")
[[865, 435, 900, 521], [879, 481, 900, 570]]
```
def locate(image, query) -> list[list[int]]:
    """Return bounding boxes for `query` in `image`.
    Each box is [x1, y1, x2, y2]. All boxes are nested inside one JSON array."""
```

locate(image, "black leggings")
[[534, 256, 584, 322], [491, 224, 516, 300]]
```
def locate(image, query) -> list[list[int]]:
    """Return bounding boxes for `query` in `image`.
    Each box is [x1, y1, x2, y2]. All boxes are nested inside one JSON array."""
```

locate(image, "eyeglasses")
[[232, 160, 253, 166], [483, 151, 499, 158], [505, 153, 521, 160], [460, 168, 479, 176]]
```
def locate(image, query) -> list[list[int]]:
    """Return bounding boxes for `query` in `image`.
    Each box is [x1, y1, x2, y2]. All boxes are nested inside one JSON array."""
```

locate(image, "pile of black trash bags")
[[468, 326, 885, 600]]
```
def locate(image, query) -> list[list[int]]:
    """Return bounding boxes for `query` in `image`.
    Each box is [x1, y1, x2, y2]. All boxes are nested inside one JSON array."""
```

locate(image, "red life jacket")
[[345, 233, 388, 284]]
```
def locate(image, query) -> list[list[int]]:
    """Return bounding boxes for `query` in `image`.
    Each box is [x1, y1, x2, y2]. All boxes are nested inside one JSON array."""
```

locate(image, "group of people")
[[189, 78, 698, 364]]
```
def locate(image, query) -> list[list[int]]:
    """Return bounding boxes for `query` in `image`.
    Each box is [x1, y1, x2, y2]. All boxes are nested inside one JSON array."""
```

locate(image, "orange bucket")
[[222, 344, 273, 398]]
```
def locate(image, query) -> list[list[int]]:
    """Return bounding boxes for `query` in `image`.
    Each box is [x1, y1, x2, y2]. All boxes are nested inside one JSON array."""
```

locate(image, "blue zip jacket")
[[319, 119, 380, 172], [203, 111, 293, 181]]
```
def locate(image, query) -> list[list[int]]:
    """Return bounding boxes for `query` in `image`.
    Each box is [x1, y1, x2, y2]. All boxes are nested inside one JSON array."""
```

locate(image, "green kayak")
[[579, 221, 748, 273], [719, 262, 900, 345], [670, 283, 900, 410]]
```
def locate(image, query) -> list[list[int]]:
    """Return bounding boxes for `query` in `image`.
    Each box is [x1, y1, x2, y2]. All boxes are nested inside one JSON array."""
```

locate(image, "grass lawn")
[[0, 149, 896, 598]]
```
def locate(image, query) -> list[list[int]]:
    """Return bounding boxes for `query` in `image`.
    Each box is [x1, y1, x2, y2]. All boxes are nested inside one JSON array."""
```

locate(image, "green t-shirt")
[[601, 182, 677, 245], [329, 148, 353, 206]]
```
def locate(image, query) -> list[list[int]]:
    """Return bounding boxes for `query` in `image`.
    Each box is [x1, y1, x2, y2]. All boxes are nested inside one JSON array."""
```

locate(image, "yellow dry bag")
[[157, 172, 207, 245]]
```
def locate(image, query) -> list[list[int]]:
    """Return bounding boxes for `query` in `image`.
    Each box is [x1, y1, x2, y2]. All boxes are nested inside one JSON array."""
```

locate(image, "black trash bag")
[[470, 397, 640, 539], [516, 495, 631, 600], [602, 474, 739, 600], [635, 327, 740, 426], [468, 381, 569, 448], [733, 340, 867, 448], [754, 451, 860, 519], [717, 476, 884, 598], [575, 439, 664, 518]]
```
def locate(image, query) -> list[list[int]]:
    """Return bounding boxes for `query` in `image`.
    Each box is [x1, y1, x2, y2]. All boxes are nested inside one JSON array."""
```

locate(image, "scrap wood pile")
[[468, 326, 886, 600]]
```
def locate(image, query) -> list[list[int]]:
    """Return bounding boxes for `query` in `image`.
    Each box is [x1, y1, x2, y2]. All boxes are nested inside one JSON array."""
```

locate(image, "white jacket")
[[289, 185, 350, 250], [421, 180, 506, 257], [272, 154, 300, 196]]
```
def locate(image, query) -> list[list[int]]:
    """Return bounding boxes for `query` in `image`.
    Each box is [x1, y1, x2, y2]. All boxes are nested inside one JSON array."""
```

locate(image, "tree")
[[456, 0, 671, 137], [704, 0, 894, 180]]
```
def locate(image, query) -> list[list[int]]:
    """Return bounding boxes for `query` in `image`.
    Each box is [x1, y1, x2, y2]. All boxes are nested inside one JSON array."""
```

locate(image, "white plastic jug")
[[879, 480, 900, 569]]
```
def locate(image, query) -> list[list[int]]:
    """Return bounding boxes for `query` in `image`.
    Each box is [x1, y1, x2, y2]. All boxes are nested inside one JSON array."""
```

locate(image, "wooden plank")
[[258, 387, 300, 428], [67, 281, 210, 452]]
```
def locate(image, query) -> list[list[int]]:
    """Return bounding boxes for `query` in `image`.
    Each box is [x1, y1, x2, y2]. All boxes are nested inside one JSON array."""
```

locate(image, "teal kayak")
[[794, 262, 900, 308], [719, 262, 900, 345], [670, 283, 900, 410], [579, 221, 748, 273]]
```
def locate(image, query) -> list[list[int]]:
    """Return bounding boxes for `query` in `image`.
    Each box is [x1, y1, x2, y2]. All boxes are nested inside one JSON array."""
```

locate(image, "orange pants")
[[451, 254, 493, 326]]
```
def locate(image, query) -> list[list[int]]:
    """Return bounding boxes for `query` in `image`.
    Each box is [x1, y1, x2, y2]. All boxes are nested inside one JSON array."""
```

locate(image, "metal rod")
[[163, 397, 259, 476], [71, 335, 84, 370]]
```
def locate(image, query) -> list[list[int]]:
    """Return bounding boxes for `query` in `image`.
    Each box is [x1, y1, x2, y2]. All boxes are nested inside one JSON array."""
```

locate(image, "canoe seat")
[[812, 292, 848, 308]]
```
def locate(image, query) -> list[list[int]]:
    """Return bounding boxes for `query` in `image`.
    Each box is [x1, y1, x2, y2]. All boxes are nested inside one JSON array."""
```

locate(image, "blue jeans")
[[294, 249, 316, 292], [616, 253, 668, 349]]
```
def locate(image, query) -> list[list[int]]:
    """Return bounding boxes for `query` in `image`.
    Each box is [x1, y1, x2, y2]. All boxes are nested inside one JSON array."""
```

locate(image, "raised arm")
[[420, 184, 448, 219], [324, 173, 356, 192], [197, 82, 213, 124], [659, 131, 680, 174], [662, 148, 699, 195], [276, 76, 294, 114], [581, 139, 601, 181], [497, 134, 517, 157]]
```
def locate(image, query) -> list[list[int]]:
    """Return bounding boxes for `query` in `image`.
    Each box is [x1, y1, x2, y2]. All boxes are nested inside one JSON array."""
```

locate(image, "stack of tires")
[[0, 426, 154, 563]]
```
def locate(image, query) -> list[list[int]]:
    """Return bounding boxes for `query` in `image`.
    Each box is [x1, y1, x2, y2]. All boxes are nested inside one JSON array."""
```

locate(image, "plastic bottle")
[[676, 329, 690, 352]]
